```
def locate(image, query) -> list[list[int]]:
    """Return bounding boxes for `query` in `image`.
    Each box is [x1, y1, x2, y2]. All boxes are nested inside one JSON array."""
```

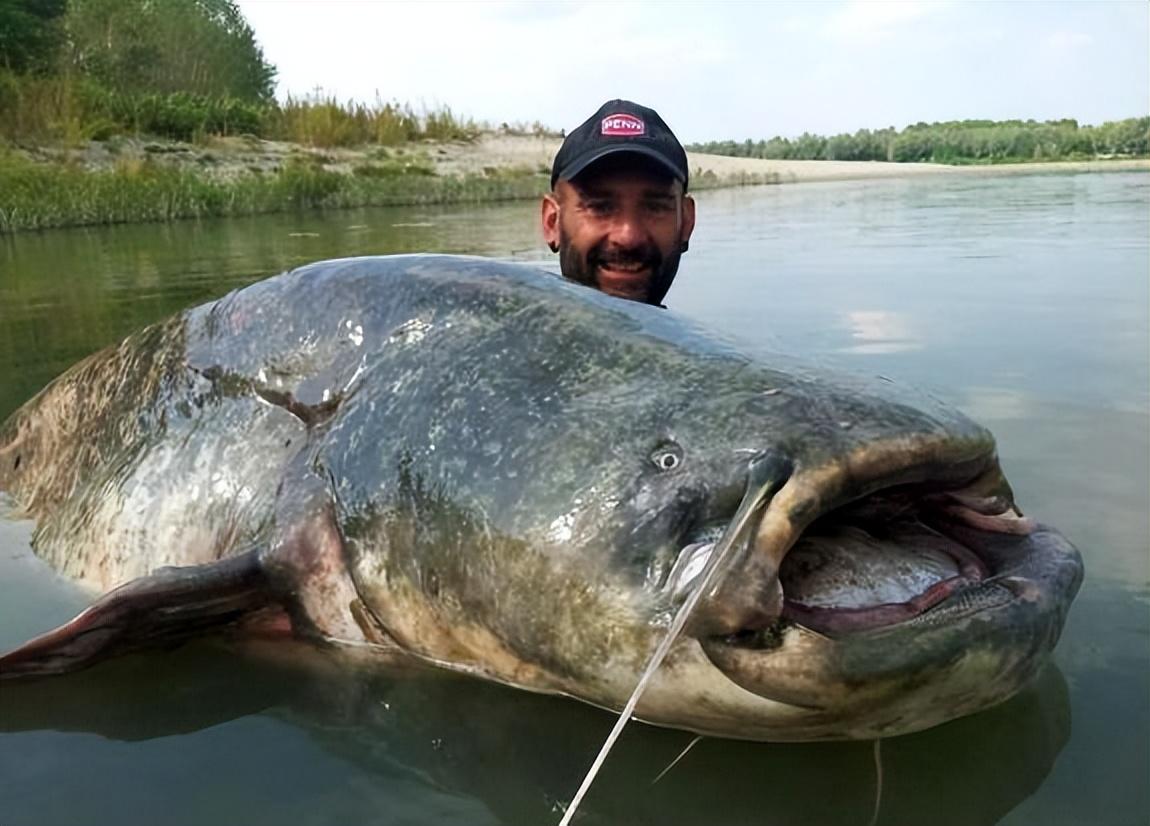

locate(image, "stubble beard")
[[557, 228, 682, 306]]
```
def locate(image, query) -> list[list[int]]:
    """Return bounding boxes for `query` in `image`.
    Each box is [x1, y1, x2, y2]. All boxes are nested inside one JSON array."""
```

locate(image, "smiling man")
[[542, 100, 696, 306]]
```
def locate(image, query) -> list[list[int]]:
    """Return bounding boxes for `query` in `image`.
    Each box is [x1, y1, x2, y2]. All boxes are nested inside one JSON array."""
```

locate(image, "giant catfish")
[[0, 255, 1083, 741]]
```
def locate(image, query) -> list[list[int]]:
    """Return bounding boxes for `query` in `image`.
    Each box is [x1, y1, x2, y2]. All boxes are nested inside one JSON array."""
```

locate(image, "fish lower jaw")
[[694, 524, 1080, 719]]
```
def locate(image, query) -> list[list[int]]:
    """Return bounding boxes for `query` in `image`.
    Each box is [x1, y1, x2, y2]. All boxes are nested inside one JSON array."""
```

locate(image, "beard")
[[558, 230, 683, 306]]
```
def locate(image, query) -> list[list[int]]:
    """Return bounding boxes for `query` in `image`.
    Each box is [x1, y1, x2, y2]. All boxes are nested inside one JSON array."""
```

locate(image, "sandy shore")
[[433, 134, 1149, 186], [430, 134, 959, 183]]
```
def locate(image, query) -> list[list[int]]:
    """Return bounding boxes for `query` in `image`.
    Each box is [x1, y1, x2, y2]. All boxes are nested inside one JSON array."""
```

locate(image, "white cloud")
[[237, 0, 735, 137], [823, 0, 946, 42], [1046, 30, 1094, 51], [235, 0, 1149, 140], [971, 26, 1006, 44]]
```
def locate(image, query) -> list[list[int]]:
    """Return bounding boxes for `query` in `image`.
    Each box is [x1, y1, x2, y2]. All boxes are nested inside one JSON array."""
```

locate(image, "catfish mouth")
[[671, 446, 1083, 720], [670, 458, 1042, 642], [772, 487, 1017, 635]]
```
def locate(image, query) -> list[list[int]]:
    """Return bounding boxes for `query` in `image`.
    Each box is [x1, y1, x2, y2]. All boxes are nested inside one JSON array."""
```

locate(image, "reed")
[[0, 72, 485, 148], [0, 71, 267, 144], [262, 93, 480, 147], [0, 73, 95, 144]]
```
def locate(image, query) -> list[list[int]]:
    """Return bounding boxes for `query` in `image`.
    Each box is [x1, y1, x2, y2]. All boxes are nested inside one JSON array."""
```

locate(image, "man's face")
[[541, 156, 696, 305]]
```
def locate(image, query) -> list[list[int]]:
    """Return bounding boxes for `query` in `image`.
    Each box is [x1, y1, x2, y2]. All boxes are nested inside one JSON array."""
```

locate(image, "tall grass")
[[91, 89, 265, 141], [0, 72, 485, 148], [0, 73, 95, 143], [269, 93, 480, 147], [0, 72, 266, 143], [0, 151, 547, 233]]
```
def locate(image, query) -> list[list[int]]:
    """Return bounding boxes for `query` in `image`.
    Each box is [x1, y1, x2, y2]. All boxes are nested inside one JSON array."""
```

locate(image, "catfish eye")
[[651, 443, 684, 472]]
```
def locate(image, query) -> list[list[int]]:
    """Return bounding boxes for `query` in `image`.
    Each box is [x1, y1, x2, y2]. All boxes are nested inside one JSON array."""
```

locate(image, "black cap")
[[551, 99, 689, 192]]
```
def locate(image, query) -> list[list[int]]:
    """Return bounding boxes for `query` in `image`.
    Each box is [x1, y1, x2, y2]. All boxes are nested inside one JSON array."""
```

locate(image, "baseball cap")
[[551, 99, 689, 192]]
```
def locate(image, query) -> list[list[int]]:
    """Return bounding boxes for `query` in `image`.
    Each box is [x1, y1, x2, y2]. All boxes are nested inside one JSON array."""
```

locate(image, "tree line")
[[0, 0, 480, 145], [0, 0, 274, 100], [689, 117, 1150, 164], [3, 0, 1145, 161]]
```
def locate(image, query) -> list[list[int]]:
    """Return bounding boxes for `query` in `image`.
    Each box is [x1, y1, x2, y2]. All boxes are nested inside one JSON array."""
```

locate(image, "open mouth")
[[667, 448, 1084, 717], [774, 488, 1024, 634], [668, 464, 1036, 641]]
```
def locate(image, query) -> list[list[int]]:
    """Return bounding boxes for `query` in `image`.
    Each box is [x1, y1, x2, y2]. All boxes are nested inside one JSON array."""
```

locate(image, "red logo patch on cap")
[[601, 114, 645, 137]]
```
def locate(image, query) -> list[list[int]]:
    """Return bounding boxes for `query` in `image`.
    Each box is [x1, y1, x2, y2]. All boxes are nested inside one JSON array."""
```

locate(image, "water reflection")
[[959, 386, 1034, 422], [839, 309, 920, 354], [0, 642, 1071, 826]]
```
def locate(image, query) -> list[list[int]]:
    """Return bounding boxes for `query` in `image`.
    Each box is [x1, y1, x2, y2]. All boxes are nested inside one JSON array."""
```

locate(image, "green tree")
[[64, 0, 276, 102], [0, 0, 66, 73], [690, 117, 1149, 165]]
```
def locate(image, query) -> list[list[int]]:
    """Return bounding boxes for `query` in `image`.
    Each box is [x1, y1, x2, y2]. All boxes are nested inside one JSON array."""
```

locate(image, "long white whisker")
[[867, 737, 884, 826], [556, 452, 789, 826], [652, 735, 704, 785]]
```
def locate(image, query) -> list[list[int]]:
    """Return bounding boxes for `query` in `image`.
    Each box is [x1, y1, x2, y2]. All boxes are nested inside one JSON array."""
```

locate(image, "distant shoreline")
[[2, 134, 1146, 233], [424, 134, 1150, 185], [687, 153, 1150, 186]]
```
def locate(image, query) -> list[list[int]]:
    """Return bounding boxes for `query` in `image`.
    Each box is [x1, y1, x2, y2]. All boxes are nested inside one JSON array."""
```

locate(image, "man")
[[541, 100, 696, 306]]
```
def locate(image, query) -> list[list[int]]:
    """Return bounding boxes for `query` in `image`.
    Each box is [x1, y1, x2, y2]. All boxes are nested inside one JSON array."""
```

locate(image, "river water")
[[0, 171, 1146, 826]]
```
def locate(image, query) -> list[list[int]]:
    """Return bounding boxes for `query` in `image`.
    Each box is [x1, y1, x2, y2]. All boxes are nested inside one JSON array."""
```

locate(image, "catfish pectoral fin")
[[0, 550, 283, 680]]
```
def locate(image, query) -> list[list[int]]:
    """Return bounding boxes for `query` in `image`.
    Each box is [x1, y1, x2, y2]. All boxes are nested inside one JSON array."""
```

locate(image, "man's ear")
[[541, 193, 560, 253], [679, 194, 696, 253]]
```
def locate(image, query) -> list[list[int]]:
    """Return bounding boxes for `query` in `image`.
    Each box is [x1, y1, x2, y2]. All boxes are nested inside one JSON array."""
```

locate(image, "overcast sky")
[[234, 0, 1149, 144]]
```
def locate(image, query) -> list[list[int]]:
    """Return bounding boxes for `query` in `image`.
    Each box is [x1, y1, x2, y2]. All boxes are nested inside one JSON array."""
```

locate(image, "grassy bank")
[[0, 150, 551, 233], [0, 77, 563, 233]]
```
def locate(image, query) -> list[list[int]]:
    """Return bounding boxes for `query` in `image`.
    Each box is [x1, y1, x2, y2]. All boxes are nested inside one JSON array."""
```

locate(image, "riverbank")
[[2, 133, 1146, 233], [394, 133, 1150, 183]]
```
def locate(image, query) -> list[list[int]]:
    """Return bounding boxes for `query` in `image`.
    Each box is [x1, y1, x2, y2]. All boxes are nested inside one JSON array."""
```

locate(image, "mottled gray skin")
[[0, 255, 1083, 740]]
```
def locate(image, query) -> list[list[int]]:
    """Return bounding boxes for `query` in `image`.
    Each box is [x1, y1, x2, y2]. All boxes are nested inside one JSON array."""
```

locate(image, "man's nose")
[[609, 208, 648, 248]]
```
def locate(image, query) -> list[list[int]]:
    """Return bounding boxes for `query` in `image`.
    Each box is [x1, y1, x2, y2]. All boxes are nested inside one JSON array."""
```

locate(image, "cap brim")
[[555, 145, 686, 187]]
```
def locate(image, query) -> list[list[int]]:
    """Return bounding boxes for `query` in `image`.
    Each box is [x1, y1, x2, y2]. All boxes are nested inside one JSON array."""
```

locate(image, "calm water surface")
[[1, 172, 1147, 826]]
